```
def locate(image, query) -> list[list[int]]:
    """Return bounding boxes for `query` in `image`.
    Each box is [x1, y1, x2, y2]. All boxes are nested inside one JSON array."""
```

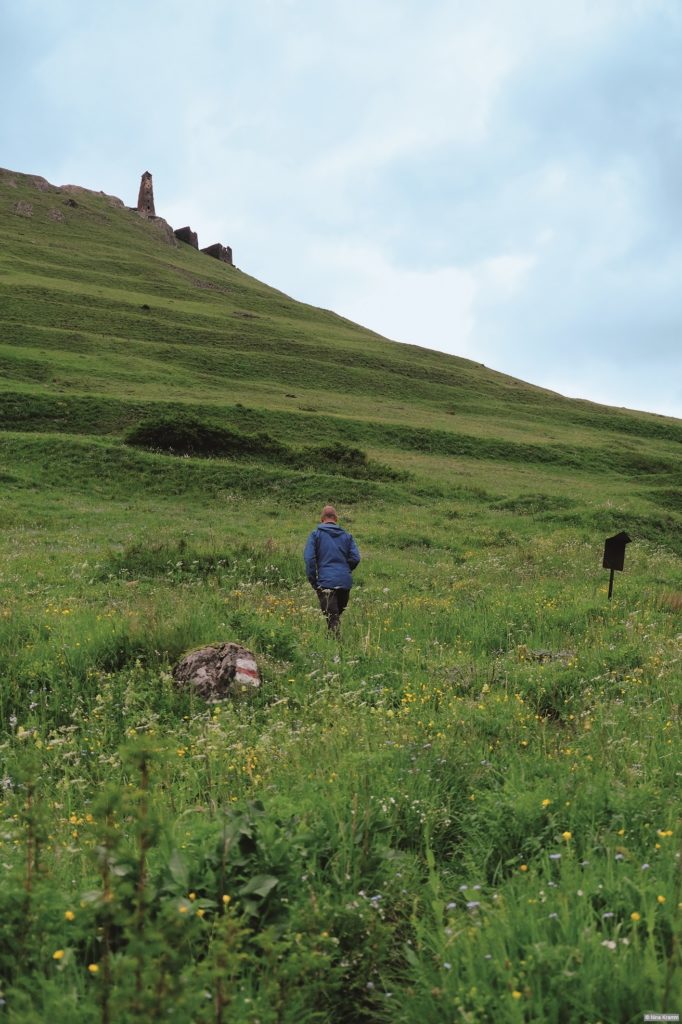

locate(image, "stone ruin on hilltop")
[[135, 171, 233, 266], [137, 170, 156, 216]]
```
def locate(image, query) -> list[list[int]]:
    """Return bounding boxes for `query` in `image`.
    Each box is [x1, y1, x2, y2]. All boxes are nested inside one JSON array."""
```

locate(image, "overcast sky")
[[3, 0, 682, 419]]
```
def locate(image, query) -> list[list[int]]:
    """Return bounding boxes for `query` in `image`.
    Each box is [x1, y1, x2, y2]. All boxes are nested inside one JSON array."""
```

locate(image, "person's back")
[[307, 521, 358, 589], [304, 506, 360, 633]]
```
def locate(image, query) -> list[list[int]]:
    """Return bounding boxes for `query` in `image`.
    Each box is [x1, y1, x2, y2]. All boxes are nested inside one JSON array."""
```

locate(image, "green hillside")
[[0, 168, 680, 1023], [1, 167, 680, 534]]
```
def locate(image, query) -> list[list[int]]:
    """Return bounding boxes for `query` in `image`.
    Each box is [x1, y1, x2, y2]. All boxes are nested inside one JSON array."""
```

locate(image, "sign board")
[[602, 531, 632, 598]]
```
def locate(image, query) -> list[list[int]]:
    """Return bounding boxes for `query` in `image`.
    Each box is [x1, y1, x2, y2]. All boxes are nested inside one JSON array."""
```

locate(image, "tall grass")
[[0, 513, 679, 1022]]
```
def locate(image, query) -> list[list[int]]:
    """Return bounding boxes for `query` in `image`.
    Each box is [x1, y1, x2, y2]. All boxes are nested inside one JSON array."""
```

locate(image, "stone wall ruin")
[[201, 242, 233, 265], [174, 226, 198, 249], [135, 172, 234, 266]]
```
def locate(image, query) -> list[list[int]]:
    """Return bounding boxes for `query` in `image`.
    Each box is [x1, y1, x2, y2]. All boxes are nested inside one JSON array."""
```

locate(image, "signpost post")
[[602, 532, 632, 600]]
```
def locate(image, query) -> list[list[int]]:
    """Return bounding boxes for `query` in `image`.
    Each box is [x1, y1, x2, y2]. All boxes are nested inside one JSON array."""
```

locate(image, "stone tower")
[[137, 171, 155, 216]]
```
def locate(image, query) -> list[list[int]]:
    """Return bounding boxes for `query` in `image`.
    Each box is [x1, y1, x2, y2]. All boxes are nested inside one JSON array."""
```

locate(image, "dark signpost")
[[602, 531, 631, 599]]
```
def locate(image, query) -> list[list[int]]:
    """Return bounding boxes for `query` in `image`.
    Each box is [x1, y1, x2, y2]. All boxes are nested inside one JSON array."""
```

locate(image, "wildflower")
[[188, 892, 196, 901], [548, 912, 558, 920], [88, 964, 99, 974], [196, 908, 205, 918], [657, 895, 666, 904], [519, 864, 528, 872], [443, 962, 452, 970], [52, 950, 65, 961], [602, 912, 615, 919], [549, 853, 561, 861], [630, 912, 641, 922], [222, 894, 231, 905], [641, 863, 650, 870], [64, 910, 75, 922], [601, 940, 617, 950], [542, 799, 551, 808], [562, 831, 572, 842], [446, 901, 457, 910], [466, 901, 480, 911], [178, 904, 189, 914], [614, 853, 624, 861], [512, 990, 522, 999]]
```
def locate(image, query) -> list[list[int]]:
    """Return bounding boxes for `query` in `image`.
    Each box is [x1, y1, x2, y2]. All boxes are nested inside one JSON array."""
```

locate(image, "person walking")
[[304, 505, 361, 634]]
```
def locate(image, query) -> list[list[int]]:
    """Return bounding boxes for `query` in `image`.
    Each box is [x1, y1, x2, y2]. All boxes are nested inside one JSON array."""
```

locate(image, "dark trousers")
[[316, 588, 350, 632]]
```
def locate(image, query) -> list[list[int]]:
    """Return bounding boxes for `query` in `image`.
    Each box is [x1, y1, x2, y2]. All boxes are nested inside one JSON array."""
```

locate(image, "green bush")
[[124, 414, 289, 460]]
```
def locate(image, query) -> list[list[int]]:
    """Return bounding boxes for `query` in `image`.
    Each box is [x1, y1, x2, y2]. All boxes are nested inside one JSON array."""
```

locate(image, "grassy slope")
[[1, 167, 680, 566], [0, 168, 681, 1023], [2, 169, 680, 450]]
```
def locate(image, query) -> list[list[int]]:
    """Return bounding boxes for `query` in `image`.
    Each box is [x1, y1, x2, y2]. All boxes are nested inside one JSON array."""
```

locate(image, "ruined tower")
[[137, 171, 155, 217]]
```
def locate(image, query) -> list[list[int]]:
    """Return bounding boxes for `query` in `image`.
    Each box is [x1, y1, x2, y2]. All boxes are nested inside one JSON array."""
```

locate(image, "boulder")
[[173, 642, 261, 700]]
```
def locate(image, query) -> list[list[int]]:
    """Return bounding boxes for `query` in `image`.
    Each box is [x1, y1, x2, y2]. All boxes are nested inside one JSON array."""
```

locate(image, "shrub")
[[124, 414, 288, 460]]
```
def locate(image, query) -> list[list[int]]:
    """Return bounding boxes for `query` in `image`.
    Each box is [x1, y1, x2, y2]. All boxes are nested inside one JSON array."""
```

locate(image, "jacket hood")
[[318, 523, 346, 535]]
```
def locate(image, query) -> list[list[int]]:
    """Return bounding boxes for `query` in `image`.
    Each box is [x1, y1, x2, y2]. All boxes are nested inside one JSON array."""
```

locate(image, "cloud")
[[303, 239, 477, 353]]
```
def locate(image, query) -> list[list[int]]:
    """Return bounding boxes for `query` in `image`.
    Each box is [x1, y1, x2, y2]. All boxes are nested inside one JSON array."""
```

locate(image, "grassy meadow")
[[0, 168, 681, 1022]]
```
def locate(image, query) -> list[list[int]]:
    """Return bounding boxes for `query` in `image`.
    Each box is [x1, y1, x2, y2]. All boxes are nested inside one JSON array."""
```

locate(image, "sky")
[[3, 0, 682, 419]]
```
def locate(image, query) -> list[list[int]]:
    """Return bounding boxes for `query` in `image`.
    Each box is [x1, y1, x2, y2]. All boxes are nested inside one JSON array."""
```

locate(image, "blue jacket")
[[304, 522, 361, 590]]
